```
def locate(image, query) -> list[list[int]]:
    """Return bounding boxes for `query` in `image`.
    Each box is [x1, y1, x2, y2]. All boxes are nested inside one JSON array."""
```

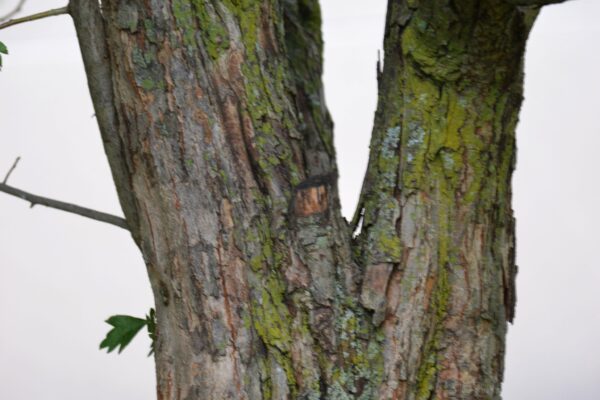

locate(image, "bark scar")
[[292, 173, 336, 217]]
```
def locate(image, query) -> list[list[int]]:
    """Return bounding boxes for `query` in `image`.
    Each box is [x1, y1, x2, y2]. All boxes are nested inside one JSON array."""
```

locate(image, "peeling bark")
[[71, 0, 543, 398]]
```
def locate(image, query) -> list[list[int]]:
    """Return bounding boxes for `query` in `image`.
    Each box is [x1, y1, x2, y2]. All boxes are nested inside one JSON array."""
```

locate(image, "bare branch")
[[0, 5, 68, 31], [3, 156, 20, 184], [0, 0, 27, 23], [0, 182, 129, 230]]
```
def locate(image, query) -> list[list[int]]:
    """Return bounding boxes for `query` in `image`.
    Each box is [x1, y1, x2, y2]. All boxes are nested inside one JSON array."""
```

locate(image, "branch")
[[0, 0, 27, 23], [0, 5, 68, 31], [3, 156, 20, 184], [0, 182, 129, 230]]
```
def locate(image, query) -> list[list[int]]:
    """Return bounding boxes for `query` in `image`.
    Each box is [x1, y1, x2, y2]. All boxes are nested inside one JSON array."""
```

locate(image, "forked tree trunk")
[[70, 0, 545, 398]]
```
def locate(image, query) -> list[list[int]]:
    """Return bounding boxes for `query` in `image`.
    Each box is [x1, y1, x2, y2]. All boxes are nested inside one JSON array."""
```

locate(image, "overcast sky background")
[[0, 1, 598, 399]]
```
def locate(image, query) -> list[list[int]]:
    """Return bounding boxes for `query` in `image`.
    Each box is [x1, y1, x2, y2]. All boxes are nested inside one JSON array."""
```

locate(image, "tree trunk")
[[353, 2, 538, 398], [70, 0, 540, 398]]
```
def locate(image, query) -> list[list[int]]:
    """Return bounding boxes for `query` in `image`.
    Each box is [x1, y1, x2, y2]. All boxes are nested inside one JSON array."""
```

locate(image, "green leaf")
[[100, 315, 147, 354], [0, 41, 7, 71]]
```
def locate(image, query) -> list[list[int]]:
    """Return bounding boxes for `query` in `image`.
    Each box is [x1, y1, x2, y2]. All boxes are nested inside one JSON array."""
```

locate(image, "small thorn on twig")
[[3, 156, 21, 184]]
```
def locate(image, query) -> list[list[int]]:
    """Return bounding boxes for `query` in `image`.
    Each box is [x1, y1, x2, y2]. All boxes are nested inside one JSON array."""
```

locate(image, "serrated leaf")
[[100, 315, 147, 354]]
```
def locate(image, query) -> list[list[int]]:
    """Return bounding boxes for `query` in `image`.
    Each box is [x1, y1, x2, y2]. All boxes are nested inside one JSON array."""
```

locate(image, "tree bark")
[[353, 2, 537, 398], [70, 0, 541, 398]]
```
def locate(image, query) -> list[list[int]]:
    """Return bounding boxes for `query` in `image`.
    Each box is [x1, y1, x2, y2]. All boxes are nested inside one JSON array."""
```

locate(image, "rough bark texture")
[[70, 0, 542, 399], [353, 2, 538, 398]]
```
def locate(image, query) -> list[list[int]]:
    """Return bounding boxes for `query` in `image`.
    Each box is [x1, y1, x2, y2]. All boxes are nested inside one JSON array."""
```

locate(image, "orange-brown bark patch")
[[294, 185, 328, 217]]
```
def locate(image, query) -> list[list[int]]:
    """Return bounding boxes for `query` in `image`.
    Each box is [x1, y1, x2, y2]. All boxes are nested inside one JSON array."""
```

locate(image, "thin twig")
[[3, 156, 20, 184], [0, 5, 68, 31], [0, 182, 129, 230], [0, 0, 27, 23]]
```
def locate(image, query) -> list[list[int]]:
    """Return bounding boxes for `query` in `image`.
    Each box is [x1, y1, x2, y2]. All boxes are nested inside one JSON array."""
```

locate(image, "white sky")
[[0, 1, 599, 399]]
